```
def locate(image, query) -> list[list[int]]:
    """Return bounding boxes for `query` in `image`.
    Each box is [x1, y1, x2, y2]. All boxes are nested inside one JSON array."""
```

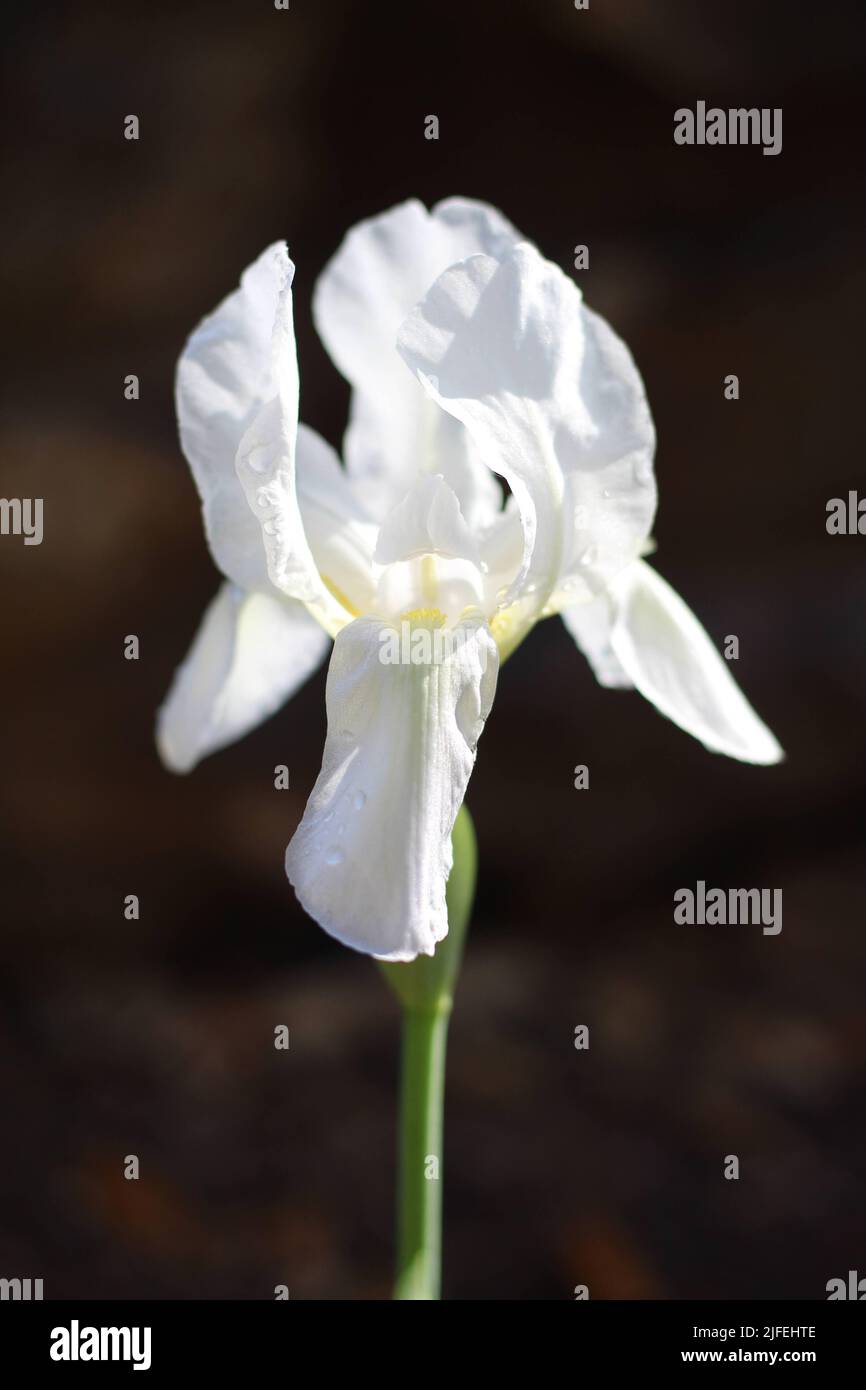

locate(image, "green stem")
[[378, 804, 477, 1302], [393, 1003, 450, 1300]]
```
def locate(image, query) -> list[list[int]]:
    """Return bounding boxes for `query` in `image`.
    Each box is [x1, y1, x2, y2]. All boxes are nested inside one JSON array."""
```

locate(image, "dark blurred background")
[[1, 0, 864, 1300]]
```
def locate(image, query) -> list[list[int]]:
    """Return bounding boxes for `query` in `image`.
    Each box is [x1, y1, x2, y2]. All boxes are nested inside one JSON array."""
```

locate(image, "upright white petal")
[[312, 198, 521, 526], [235, 395, 350, 635], [374, 474, 481, 566], [397, 243, 657, 656], [157, 582, 330, 774], [570, 560, 782, 764], [294, 424, 379, 618], [477, 497, 525, 617], [286, 615, 498, 961], [176, 243, 295, 593], [553, 299, 658, 602]]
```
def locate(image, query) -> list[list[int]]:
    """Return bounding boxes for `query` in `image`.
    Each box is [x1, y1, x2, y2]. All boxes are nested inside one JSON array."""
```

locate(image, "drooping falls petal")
[[312, 198, 521, 527], [156, 583, 330, 774], [285, 615, 499, 961], [561, 591, 632, 689], [176, 243, 297, 594], [564, 560, 783, 764], [397, 244, 658, 654]]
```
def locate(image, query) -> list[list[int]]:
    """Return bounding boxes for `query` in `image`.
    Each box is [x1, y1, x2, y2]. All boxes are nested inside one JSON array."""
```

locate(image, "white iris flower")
[[157, 198, 782, 961]]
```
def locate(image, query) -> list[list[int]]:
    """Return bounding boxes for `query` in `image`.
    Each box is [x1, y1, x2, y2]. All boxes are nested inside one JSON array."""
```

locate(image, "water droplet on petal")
[[602, 488, 611, 499], [580, 544, 598, 567], [324, 846, 344, 866], [633, 458, 653, 486], [246, 446, 270, 475], [256, 487, 270, 509], [264, 519, 280, 536], [353, 790, 367, 810]]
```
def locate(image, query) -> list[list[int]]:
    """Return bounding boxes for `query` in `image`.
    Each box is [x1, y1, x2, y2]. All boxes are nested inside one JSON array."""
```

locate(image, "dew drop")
[[580, 544, 598, 567], [256, 487, 270, 509], [633, 458, 653, 486], [602, 488, 611, 499], [324, 846, 344, 866], [263, 519, 279, 536], [353, 790, 367, 810], [246, 445, 270, 475]]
